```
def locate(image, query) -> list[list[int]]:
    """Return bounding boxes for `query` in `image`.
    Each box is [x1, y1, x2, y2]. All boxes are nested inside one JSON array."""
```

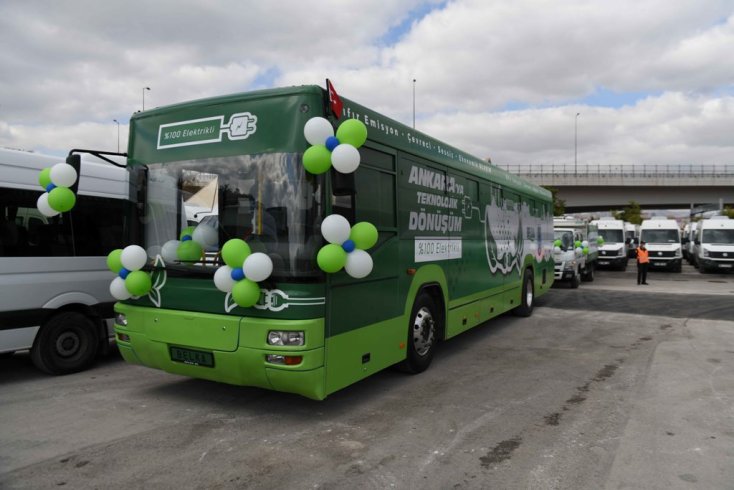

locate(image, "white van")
[[0, 148, 131, 374], [591, 217, 628, 270], [693, 216, 734, 273], [639, 217, 682, 272]]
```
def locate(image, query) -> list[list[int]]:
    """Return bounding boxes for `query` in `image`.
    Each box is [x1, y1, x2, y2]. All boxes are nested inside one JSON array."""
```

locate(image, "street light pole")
[[412, 79, 416, 129], [142, 86, 151, 111], [574, 112, 580, 175], [113, 119, 120, 152]]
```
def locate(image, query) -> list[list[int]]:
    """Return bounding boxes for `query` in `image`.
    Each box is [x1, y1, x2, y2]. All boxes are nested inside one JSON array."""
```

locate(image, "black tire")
[[31, 312, 99, 375], [584, 263, 595, 282], [570, 272, 580, 289], [513, 270, 535, 317], [0, 351, 15, 359], [398, 292, 439, 374]]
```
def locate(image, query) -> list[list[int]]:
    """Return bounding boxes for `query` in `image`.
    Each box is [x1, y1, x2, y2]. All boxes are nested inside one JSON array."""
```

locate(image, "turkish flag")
[[326, 79, 343, 119]]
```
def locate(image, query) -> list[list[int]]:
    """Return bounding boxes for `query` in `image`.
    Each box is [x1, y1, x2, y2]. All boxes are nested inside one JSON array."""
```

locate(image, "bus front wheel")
[[31, 312, 99, 375], [398, 292, 438, 374]]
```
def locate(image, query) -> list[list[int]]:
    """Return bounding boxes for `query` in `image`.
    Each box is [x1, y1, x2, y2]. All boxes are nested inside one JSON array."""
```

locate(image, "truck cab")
[[591, 217, 628, 270], [552, 216, 599, 287], [639, 217, 682, 272], [693, 216, 734, 273]]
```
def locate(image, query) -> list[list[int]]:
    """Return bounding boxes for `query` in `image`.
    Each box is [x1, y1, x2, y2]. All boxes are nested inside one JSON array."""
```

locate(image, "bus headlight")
[[115, 313, 127, 326], [267, 331, 305, 346]]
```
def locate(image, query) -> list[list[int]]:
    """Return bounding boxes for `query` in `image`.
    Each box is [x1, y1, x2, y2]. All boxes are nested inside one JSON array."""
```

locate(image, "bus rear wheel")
[[398, 292, 438, 374], [513, 270, 535, 317], [31, 312, 99, 375]]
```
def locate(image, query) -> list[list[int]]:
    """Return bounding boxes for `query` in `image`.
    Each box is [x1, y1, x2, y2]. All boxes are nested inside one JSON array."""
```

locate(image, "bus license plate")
[[170, 346, 214, 367]]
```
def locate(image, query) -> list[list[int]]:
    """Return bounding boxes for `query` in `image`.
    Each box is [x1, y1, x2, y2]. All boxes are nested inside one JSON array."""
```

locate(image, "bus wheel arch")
[[31, 310, 100, 375]]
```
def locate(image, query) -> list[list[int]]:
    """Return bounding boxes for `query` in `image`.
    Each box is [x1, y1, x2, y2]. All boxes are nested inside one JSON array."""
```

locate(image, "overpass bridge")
[[497, 163, 734, 212]]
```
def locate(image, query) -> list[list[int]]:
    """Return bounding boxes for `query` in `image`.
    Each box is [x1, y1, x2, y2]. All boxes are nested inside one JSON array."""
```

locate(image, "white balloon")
[[553, 246, 562, 253], [303, 117, 334, 146], [50, 163, 78, 187], [575, 247, 583, 255], [243, 252, 273, 282], [321, 214, 351, 244], [121, 245, 148, 271], [213, 265, 236, 293], [581, 240, 589, 248], [36, 193, 60, 217], [330, 144, 360, 173], [192, 223, 218, 247], [161, 240, 180, 262], [345, 249, 373, 278], [110, 277, 132, 300]]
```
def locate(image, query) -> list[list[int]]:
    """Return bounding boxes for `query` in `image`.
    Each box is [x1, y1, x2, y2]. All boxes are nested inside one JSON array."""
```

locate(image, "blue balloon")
[[325, 136, 340, 152], [182, 235, 192, 241], [231, 267, 245, 281], [342, 239, 356, 253], [119, 267, 130, 279], [46, 183, 57, 193]]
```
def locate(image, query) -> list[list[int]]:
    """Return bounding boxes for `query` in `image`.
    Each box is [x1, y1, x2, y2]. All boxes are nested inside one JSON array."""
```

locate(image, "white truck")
[[552, 216, 599, 287], [692, 216, 734, 273], [591, 217, 628, 270], [639, 217, 683, 272]]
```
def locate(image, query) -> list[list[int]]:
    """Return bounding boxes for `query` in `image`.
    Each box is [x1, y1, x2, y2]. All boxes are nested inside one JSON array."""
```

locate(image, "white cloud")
[[1, 0, 733, 166]]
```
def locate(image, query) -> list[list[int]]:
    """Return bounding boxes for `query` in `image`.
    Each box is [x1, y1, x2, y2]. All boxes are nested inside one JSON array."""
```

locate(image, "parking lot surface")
[[1, 263, 733, 489]]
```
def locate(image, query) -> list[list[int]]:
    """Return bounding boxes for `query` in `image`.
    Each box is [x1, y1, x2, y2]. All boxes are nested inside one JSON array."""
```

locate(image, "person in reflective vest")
[[636, 240, 649, 285]]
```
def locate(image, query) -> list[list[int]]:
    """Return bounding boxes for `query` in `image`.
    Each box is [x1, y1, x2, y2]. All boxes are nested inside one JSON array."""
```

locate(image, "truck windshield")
[[702, 229, 734, 244], [598, 229, 623, 243], [553, 230, 574, 249], [640, 229, 679, 244], [142, 153, 323, 279]]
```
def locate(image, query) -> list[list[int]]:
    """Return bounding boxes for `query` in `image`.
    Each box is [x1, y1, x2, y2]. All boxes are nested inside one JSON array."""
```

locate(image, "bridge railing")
[[496, 163, 734, 185]]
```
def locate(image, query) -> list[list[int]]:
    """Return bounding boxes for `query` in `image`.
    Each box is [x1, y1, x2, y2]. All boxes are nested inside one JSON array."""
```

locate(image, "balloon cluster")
[[302, 117, 368, 174], [213, 239, 273, 307], [160, 223, 218, 263], [107, 245, 152, 300], [37, 163, 78, 216], [316, 214, 377, 278]]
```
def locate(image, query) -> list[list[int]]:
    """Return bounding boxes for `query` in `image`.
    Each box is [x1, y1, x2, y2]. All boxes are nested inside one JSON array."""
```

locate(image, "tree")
[[542, 186, 565, 216], [722, 206, 734, 219], [613, 200, 643, 224]]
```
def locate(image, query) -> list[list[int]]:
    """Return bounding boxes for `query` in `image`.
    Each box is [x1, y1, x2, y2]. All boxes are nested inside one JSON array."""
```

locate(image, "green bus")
[[113, 85, 554, 400]]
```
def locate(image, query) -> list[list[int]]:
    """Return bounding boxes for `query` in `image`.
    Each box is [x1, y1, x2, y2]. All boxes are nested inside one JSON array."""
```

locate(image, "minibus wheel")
[[31, 312, 99, 375]]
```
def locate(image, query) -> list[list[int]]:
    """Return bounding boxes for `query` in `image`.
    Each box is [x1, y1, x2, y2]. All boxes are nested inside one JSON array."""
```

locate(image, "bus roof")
[[0, 147, 129, 199], [131, 85, 550, 202]]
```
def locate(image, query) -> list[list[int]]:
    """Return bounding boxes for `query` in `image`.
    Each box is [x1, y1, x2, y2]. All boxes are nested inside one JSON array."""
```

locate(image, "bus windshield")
[[640, 229, 679, 244], [702, 229, 734, 244], [143, 153, 322, 279]]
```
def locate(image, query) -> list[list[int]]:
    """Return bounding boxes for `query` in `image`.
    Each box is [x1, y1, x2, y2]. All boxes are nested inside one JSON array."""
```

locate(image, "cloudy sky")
[[1, 0, 733, 168]]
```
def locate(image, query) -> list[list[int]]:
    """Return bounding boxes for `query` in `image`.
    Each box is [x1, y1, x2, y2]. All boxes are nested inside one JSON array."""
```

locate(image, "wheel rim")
[[525, 279, 533, 307], [55, 331, 81, 358], [412, 306, 435, 356]]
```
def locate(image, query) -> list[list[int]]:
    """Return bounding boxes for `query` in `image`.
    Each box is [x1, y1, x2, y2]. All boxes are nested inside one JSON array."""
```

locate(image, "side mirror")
[[66, 154, 82, 194]]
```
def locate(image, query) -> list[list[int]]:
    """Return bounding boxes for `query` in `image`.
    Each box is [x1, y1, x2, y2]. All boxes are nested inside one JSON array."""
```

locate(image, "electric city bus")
[[112, 85, 554, 399]]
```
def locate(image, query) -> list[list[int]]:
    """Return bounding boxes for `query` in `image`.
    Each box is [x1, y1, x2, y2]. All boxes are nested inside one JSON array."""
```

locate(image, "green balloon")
[[232, 279, 261, 307], [336, 119, 368, 148], [302, 145, 332, 174], [47, 187, 76, 212], [317, 244, 347, 273], [597, 237, 605, 244], [107, 249, 124, 273], [125, 270, 152, 296], [350, 222, 378, 250], [221, 239, 251, 267], [553, 239, 562, 247], [39, 167, 52, 189], [582, 247, 589, 255], [574, 240, 582, 248], [179, 226, 196, 240], [177, 240, 202, 262]]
